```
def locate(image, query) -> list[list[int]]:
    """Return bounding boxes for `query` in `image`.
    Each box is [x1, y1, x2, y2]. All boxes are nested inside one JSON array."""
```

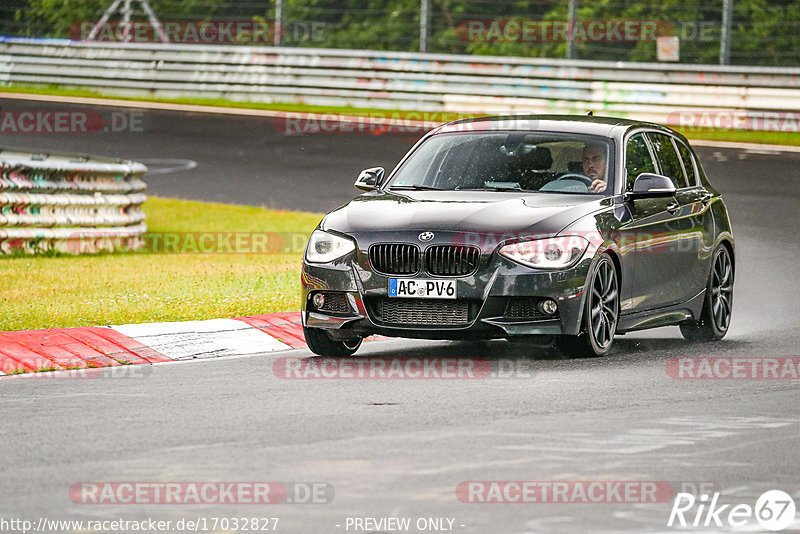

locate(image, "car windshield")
[[387, 132, 613, 194]]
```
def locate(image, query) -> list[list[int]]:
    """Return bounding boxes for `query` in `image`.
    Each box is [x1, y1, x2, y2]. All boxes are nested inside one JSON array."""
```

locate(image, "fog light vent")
[[311, 291, 352, 313], [504, 298, 558, 319]]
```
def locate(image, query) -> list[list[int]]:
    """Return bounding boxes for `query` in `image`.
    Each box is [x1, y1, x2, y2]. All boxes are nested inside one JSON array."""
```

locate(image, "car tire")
[[680, 245, 733, 342], [303, 326, 363, 357], [556, 254, 619, 358]]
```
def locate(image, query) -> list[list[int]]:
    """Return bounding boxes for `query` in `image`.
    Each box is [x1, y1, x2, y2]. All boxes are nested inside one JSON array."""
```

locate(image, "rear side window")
[[648, 133, 689, 189], [625, 133, 656, 191], [676, 141, 698, 187]]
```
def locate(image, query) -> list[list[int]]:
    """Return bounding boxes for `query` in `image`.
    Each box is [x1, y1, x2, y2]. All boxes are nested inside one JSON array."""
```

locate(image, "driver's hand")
[[590, 179, 606, 192]]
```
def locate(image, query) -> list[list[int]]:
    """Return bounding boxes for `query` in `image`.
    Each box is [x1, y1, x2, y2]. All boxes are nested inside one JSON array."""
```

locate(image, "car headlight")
[[499, 236, 590, 269], [305, 230, 356, 263]]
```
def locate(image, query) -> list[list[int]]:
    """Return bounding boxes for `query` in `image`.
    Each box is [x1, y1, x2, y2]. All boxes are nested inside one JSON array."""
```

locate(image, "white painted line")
[[743, 149, 781, 155], [689, 138, 800, 153], [0, 92, 441, 128], [0, 91, 291, 117], [136, 159, 198, 175], [111, 318, 290, 361]]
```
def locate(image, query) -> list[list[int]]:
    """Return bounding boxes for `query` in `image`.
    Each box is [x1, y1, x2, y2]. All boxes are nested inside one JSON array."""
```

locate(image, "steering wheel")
[[552, 173, 595, 186]]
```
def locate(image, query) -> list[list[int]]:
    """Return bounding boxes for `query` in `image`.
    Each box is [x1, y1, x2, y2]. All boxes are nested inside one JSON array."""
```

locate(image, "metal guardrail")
[[2, 37, 799, 124], [0, 147, 147, 254]]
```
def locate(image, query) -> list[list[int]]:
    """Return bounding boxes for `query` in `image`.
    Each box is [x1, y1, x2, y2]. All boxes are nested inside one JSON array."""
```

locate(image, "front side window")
[[387, 132, 614, 195], [676, 141, 698, 187], [625, 133, 656, 191], [648, 132, 689, 189]]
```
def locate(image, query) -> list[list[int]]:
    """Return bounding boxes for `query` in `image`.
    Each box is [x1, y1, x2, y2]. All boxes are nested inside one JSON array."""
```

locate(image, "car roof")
[[432, 114, 682, 142]]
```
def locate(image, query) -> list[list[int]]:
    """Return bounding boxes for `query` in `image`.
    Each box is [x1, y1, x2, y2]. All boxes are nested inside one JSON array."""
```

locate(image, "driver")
[[582, 142, 608, 193]]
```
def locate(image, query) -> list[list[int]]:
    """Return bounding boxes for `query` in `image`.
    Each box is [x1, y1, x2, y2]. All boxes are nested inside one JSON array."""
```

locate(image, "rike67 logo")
[[668, 490, 796, 531]]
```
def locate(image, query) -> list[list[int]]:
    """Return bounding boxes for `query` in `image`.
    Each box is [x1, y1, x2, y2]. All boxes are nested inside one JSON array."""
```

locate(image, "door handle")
[[667, 202, 680, 214]]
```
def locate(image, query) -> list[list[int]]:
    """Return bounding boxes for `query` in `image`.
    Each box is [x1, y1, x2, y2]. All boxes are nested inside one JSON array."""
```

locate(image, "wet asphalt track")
[[1, 97, 800, 533]]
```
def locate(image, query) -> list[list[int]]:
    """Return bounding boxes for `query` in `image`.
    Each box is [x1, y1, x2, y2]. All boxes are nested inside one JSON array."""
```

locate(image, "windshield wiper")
[[388, 184, 443, 191], [457, 186, 527, 192]]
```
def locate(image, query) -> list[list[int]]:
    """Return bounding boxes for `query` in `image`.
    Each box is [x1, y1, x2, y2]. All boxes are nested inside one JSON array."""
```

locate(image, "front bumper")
[[301, 252, 593, 340]]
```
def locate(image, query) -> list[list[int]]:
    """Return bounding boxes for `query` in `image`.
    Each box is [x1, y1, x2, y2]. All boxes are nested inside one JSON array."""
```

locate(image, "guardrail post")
[[566, 0, 578, 60], [275, 0, 284, 46], [420, 0, 430, 53], [720, 0, 734, 65]]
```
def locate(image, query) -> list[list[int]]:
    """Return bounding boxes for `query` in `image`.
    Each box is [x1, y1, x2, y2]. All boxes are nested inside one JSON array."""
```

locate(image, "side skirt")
[[616, 289, 705, 334]]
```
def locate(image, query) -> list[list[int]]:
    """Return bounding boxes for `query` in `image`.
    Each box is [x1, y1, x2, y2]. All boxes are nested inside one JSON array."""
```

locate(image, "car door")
[[672, 138, 716, 303], [617, 131, 680, 313]]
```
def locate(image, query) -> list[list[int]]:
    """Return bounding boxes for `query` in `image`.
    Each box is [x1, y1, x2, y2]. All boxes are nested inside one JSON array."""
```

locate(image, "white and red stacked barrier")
[[0, 148, 147, 253]]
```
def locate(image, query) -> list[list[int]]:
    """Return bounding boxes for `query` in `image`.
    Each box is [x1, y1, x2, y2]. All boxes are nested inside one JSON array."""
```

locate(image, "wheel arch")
[[603, 248, 623, 294], [719, 238, 735, 276], [571, 249, 621, 337], [595, 243, 623, 309], [709, 235, 735, 284]]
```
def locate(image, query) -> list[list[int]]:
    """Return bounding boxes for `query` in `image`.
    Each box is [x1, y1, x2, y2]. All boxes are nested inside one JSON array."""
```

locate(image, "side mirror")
[[354, 167, 384, 191], [626, 173, 676, 199]]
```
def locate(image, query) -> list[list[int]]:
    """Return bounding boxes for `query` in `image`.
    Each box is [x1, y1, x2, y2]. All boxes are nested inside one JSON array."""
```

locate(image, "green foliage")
[[18, 0, 222, 37], [7, 0, 800, 65]]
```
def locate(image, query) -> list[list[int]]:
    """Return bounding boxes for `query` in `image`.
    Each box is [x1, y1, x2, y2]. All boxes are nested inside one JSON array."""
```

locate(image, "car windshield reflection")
[[387, 132, 613, 195]]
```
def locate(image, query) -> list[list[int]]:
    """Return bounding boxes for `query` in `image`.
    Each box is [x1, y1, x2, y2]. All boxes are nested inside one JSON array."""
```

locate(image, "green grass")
[[674, 127, 800, 146], [4, 83, 798, 146], [0, 197, 322, 331]]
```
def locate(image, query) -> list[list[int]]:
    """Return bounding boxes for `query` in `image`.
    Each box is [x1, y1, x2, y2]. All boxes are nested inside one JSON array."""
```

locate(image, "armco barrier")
[[1, 37, 800, 127], [0, 147, 147, 254]]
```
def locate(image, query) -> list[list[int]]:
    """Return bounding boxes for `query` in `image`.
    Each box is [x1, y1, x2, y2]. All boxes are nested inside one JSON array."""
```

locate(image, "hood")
[[321, 190, 607, 236]]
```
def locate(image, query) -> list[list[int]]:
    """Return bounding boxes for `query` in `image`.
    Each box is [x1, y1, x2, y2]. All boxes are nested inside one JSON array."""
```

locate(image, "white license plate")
[[388, 278, 456, 299]]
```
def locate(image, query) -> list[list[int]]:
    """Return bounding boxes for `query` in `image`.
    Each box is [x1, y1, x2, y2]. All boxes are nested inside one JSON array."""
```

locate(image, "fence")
[[1, 38, 799, 129], [0, 145, 147, 254], [2, 0, 799, 66]]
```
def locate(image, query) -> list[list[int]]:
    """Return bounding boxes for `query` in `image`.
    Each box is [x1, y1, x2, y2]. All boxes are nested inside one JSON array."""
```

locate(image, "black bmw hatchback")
[[301, 115, 734, 357]]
